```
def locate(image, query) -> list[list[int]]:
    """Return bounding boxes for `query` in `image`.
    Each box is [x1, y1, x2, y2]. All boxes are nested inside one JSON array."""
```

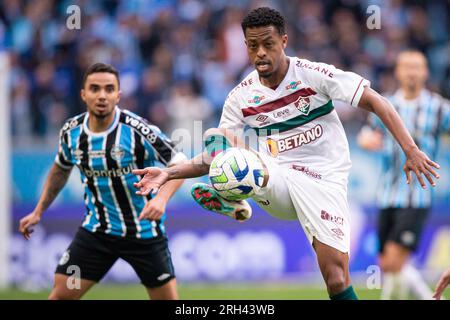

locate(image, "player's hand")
[[139, 196, 167, 221], [404, 147, 440, 189], [132, 167, 169, 195], [433, 267, 450, 300], [19, 212, 41, 240], [357, 127, 383, 151]]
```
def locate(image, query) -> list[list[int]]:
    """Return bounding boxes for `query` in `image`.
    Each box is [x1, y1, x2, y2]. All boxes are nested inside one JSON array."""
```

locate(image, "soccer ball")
[[209, 148, 265, 201]]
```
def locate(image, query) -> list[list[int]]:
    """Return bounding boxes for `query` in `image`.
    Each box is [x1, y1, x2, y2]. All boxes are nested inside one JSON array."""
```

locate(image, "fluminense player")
[[19, 63, 186, 300], [132, 8, 440, 300], [358, 50, 450, 299]]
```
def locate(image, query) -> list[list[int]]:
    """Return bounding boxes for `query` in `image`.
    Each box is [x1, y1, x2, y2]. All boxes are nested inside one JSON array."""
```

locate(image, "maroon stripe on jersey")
[[242, 87, 317, 117], [350, 78, 364, 105]]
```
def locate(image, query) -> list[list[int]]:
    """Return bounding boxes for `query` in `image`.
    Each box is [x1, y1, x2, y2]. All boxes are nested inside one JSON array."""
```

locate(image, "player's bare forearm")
[[34, 163, 72, 217], [164, 152, 211, 180], [155, 176, 185, 202], [358, 87, 417, 155]]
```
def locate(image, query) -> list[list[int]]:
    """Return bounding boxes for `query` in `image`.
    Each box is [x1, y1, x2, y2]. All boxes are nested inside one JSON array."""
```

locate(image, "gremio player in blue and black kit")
[[359, 50, 450, 299], [19, 63, 186, 300]]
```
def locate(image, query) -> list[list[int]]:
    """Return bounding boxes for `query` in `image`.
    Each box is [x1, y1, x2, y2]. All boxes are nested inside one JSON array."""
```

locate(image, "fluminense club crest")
[[294, 96, 311, 115]]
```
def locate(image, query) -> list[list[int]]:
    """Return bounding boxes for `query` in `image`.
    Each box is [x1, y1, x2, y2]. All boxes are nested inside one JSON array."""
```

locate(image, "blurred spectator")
[[0, 0, 448, 145]]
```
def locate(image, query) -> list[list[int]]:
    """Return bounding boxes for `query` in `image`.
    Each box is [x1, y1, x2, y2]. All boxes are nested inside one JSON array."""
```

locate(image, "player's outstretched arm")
[[133, 152, 210, 196], [358, 87, 440, 188], [433, 267, 450, 300], [19, 163, 72, 240]]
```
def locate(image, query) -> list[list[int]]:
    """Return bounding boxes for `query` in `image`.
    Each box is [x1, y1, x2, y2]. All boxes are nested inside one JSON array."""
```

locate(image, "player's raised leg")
[[48, 274, 96, 300]]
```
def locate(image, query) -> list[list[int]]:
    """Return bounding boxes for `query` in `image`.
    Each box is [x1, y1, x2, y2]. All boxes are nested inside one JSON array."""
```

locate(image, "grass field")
[[0, 283, 439, 300], [1, 283, 448, 300]]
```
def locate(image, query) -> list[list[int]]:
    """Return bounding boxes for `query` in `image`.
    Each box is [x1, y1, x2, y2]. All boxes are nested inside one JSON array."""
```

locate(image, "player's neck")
[[401, 88, 422, 100], [259, 56, 290, 88], [88, 111, 115, 133]]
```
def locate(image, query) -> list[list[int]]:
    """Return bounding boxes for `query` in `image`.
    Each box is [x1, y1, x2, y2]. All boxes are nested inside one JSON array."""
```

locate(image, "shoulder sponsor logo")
[[125, 116, 158, 143], [62, 119, 79, 131], [247, 95, 266, 105], [110, 144, 125, 161], [285, 81, 302, 90], [296, 60, 334, 78], [294, 96, 311, 115], [266, 124, 323, 157], [240, 79, 253, 87]]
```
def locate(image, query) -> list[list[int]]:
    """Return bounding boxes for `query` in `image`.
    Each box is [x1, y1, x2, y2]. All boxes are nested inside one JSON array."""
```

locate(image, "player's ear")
[[282, 34, 288, 49], [80, 89, 86, 102], [117, 90, 122, 103]]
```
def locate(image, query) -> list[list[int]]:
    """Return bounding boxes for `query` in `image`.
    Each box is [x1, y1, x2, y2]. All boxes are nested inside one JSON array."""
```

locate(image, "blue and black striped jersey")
[[55, 107, 185, 239], [369, 89, 450, 209]]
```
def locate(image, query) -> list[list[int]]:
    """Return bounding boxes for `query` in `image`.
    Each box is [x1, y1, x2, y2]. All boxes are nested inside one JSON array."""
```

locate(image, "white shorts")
[[252, 153, 351, 253]]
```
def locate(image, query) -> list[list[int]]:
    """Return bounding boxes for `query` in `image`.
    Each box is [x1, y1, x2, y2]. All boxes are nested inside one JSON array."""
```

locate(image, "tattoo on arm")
[[37, 164, 72, 213]]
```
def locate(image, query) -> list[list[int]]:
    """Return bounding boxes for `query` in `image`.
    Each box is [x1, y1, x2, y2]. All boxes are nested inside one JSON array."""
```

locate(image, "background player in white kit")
[[132, 7, 440, 300]]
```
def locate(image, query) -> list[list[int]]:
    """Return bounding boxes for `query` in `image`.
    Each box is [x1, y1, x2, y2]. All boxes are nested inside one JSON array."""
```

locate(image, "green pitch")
[[0, 283, 395, 300], [1, 283, 448, 300]]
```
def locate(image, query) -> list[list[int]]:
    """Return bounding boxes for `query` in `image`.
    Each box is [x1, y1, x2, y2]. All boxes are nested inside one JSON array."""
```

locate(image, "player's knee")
[[48, 287, 81, 300], [323, 266, 347, 294], [48, 290, 70, 300]]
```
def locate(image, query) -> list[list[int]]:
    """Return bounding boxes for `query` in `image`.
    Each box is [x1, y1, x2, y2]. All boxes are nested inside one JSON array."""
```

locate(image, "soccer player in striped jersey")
[[19, 63, 186, 300], [132, 8, 440, 300], [358, 50, 450, 299]]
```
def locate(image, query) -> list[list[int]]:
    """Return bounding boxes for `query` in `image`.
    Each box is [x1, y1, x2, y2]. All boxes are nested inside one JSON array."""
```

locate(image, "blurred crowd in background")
[[1, 0, 449, 146]]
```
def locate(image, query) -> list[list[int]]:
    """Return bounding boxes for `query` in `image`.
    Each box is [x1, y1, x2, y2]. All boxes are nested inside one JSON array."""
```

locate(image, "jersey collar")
[[83, 106, 121, 137]]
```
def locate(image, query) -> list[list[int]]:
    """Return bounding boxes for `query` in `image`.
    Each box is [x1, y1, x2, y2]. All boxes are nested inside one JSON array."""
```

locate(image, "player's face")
[[245, 25, 287, 79], [395, 52, 428, 92], [81, 72, 120, 119]]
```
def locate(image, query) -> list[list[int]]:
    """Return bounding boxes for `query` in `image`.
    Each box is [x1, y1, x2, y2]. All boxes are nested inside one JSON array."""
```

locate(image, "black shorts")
[[378, 207, 430, 253], [55, 227, 175, 288]]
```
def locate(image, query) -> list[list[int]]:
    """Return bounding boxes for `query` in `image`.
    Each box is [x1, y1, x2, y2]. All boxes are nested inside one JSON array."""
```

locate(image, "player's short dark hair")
[[241, 7, 286, 36], [83, 62, 120, 88]]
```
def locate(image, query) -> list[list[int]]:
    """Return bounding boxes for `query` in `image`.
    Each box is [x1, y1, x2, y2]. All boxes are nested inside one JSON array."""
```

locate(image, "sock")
[[381, 272, 395, 300], [330, 285, 358, 300], [402, 264, 433, 300], [381, 272, 406, 299], [204, 134, 231, 158], [398, 272, 410, 299]]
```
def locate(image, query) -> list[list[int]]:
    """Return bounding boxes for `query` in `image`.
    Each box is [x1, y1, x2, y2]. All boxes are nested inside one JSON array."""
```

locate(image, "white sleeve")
[[218, 94, 245, 131], [304, 62, 370, 107]]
